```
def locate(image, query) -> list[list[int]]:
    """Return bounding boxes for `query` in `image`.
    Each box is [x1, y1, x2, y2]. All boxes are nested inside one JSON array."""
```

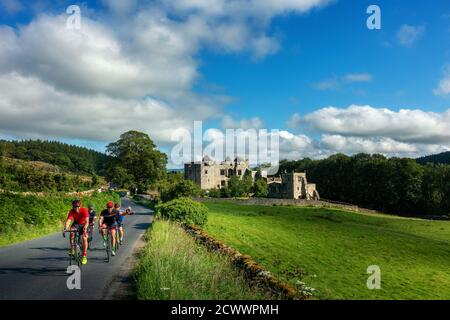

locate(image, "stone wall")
[[193, 197, 376, 214]]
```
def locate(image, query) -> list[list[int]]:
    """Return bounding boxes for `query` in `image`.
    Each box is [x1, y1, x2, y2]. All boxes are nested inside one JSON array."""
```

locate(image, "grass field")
[[135, 219, 273, 300], [0, 191, 119, 247], [203, 201, 450, 300]]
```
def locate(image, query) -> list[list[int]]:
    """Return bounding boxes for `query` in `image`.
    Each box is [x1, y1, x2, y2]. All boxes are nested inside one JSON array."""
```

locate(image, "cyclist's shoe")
[[119, 239, 123, 245], [103, 239, 107, 247], [81, 256, 88, 265], [111, 249, 116, 256], [68, 250, 75, 257]]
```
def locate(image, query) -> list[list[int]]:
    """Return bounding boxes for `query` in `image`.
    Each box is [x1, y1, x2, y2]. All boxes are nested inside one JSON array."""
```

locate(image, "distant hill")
[[0, 139, 111, 175], [416, 151, 450, 165]]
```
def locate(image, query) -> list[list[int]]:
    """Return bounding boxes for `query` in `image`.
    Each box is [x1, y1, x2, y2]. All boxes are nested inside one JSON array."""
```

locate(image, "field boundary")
[[193, 197, 374, 214], [0, 188, 103, 197], [182, 224, 305, 300]]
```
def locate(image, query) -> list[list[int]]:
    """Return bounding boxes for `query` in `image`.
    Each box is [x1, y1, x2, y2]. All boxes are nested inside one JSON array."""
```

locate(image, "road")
[[0, 198, 153, 300]]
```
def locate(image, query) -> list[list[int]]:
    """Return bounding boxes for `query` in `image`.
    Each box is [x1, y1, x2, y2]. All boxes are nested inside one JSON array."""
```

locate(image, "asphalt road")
[[0, 197, 153, 300]]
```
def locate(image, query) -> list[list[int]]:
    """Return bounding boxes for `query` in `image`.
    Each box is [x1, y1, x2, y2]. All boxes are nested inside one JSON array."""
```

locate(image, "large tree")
[[106, 131, 167, 193]]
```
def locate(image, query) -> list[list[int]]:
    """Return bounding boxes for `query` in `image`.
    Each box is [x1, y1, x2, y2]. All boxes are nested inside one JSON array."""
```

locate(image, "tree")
[[106, 131, 167, 192], [253, 179, 268, 198]]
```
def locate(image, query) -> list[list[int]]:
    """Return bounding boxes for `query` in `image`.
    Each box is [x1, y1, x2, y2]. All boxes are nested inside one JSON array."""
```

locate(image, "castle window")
[[221, 180, 226, 186], [220, 169, 226, 175], [205, 170, 208, 174], [238, 170, 242, 175]]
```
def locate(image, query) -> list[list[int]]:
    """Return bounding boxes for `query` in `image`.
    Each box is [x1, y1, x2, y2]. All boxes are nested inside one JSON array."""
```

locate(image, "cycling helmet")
[[107, 201, 114, 208], [88, 204, 95, 209], [114, 203, 121, 208], [72, 199, 81, 207]]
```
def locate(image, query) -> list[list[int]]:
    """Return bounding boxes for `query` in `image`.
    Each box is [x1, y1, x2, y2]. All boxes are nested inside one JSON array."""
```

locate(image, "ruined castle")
[[184, 156, 320, 200]]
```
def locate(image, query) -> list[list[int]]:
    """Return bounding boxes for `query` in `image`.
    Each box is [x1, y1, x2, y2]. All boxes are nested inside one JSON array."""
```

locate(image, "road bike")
[[63, 226, 84, 268], [100, 225, 117, 262], [87, 223, 95, 250]]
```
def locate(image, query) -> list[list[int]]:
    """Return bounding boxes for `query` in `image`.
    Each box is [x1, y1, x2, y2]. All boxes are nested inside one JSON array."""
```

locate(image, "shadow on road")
[[133, 222, 151, 230], [0, 267, 67, 276], [131, 211, 154, 216], [30, 246, 66, 252]]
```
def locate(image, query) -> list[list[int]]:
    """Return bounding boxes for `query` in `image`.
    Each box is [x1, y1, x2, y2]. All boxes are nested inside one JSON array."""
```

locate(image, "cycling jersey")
[[88, 210, 96, 224], [100, 209, 116, 225], [67, 207, 89, 225], [114, 209, 125, 224]]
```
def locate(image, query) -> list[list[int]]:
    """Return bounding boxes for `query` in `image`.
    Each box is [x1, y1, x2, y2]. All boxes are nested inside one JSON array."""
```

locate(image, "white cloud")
[[396, 24, 425, 47], [300, 105, 450, 144], [0, 72, 215, 144], [344, 73, 373, 82], [313, 73, 373, 90], [0, 1, 333, 145], [280, 105, 450, 159], [434, 65, 450, 96]]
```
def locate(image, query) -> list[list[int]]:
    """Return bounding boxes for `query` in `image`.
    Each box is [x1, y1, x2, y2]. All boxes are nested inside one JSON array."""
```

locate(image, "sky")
[[0, 0, 449, 167]]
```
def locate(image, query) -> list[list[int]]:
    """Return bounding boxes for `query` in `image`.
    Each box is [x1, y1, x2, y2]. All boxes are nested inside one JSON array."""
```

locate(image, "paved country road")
[[0, 198, 153, 300]]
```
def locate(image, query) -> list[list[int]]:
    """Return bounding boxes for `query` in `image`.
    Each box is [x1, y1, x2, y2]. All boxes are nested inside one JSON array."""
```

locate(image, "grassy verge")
[[0, 191, 119, 247], [135, 219, 274, 300], [203, 201, 450, 300]]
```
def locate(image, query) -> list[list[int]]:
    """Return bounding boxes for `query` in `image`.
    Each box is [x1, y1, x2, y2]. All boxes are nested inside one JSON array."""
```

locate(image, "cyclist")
[[99, 201, 117, 256], [87, 204, 97, 247], [63, 199, 89, 265], [113, 203, 134, 245]]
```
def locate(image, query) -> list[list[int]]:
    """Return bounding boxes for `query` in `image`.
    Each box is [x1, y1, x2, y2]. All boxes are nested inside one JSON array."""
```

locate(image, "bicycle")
[[115, 222, 123, 252], [87, 223, 95, 250], [100, 225, 117, 262], [63, 226, 84, 268]]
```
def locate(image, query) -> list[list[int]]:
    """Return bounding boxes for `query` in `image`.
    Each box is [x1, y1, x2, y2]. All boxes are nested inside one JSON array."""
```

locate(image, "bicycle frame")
[[63, 228, 84, 267]]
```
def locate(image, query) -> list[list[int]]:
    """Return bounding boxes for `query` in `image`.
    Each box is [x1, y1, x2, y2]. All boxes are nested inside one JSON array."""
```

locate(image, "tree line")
[[0, 139, 111, 175], [279, 154, 450, 216], [0, 157, 99, 192]]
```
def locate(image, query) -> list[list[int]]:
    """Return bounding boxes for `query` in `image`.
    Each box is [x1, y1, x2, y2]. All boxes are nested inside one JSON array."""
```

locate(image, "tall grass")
[[0, 191, 119, 246], [135, 219, 273, 300]]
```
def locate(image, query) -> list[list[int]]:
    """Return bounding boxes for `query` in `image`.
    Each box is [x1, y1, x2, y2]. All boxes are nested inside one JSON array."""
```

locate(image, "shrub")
[[157, 197, 208, 226], [253, 179, 268, 198], [207, 188, 221, 198], [160, 179, 201, 202]]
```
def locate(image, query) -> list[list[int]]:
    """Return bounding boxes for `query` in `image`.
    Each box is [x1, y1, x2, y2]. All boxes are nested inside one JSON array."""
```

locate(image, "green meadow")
[[203, 201, 450, 300]]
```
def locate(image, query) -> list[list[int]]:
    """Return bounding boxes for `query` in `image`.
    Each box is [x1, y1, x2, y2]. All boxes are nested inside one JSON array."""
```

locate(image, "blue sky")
[[0, 0, 449, 167]]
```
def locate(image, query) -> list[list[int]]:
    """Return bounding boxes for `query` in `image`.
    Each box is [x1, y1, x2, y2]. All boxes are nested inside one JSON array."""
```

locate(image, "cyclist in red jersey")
[[63, 199, 89, 265]]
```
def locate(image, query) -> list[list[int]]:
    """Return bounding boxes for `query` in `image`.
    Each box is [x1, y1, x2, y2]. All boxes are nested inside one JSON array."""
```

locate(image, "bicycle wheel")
[[78, 233, 84, 268], [105, 231, 110, 262]]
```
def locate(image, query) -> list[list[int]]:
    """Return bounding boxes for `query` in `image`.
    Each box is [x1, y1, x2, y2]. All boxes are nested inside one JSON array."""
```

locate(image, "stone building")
[[184, 157, 319, 200], [267, 172, 320, 200], [184, 156, 256, 190]]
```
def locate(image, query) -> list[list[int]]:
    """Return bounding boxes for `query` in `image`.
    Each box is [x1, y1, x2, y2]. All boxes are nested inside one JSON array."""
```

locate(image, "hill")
[[416, 151, 450, 165], [0, 156, 102, 192], [0, 139, 111, 175]]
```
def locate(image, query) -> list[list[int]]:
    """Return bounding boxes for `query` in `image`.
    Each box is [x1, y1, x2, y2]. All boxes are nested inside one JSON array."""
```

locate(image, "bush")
[[160, 179, 201, 202], [207, 188, 221, 198], [157, 197, 208, 226], [253, 179, 268, 198]]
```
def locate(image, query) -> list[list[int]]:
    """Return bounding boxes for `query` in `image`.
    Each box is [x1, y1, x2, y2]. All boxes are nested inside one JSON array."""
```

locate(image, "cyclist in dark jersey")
[[99, 201, 118, 256], [87, 204, 96, 247]]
